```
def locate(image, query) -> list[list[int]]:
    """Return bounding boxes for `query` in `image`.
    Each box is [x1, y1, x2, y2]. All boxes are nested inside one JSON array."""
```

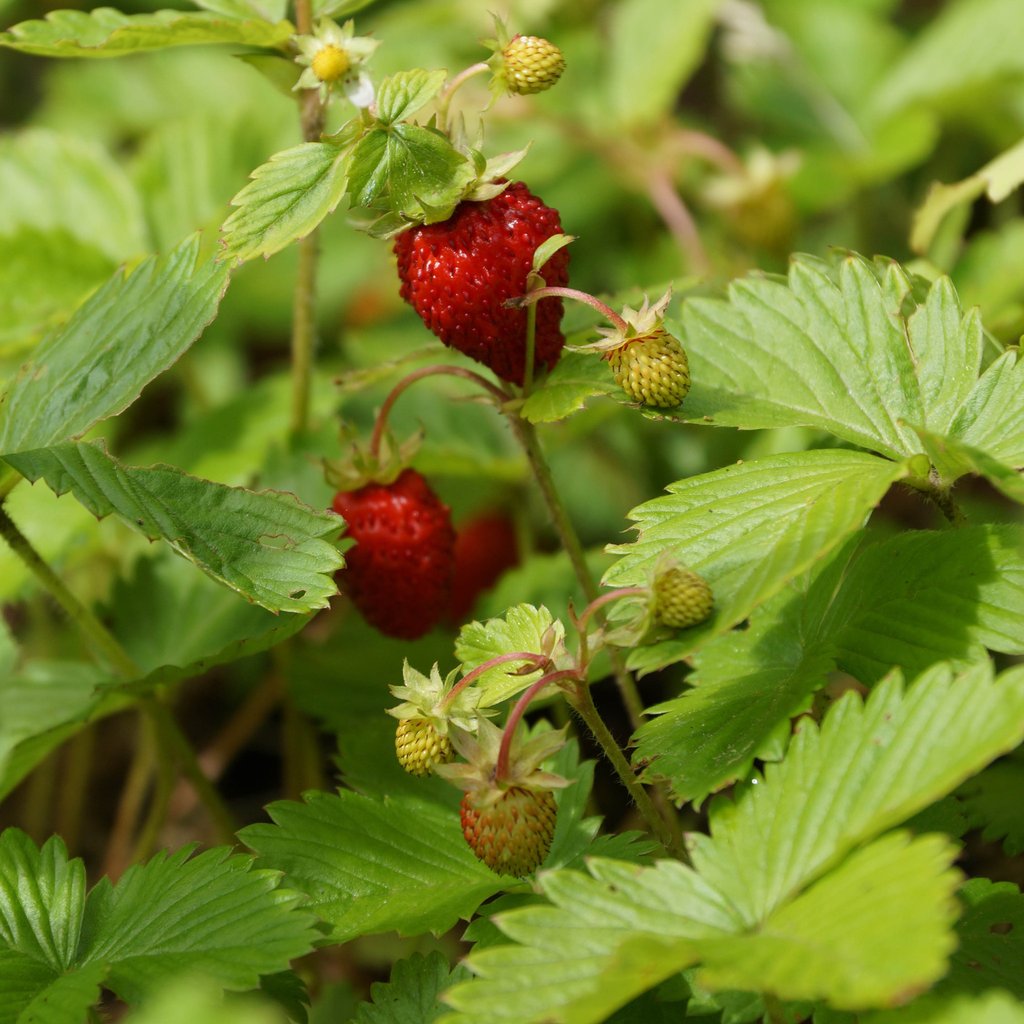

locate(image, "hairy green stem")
[[508, 417, 646, 728], [436, 61, 488, 134], [513, 285, 627, 332], [496, 670, 578, 781], [576, 587, 648, 632], [568, 682, 683, 860], [444, 651, 550, 708]]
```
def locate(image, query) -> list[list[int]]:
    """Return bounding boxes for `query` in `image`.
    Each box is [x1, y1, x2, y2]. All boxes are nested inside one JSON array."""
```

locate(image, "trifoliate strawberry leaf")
[[678, 255, 980, 460], [694, 831, 961, 1008], [691, 662, 1024, 925], [374, 69, 447, 125], [0, 662, 122, 801], [0, 8, 293, 56], [241, 791, 507, 942], [354, 951, 468, 1024], [79, 846, 317, 1004], [519, 352, 617, 424], [108, 551, 312, 693], [956, 752, 1024, 855], [937, 878, 1024, 999], [220, 142, 351, 265], [0, 236, 228, 457], [455, 604, 563, 705], [634, 525, 1024, 803], [442, 664, 1022, 1023], [3, 441, 343, 614], [348, 124, 475, 224], [604, 449, 908, 673], [0, 130, 147, 263]]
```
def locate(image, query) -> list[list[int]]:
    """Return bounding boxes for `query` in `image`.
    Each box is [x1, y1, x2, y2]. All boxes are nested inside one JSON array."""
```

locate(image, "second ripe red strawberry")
[[332, 469, 455, 640], [393, 181, 569, 386]]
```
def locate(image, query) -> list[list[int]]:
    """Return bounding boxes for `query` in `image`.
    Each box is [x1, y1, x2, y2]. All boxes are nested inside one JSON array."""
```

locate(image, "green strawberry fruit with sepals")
[[654, 567, 713, 629]]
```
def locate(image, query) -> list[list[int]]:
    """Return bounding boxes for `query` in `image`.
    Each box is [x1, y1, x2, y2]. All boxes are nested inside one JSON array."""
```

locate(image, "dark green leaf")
[[354, 951, 467, 1024]]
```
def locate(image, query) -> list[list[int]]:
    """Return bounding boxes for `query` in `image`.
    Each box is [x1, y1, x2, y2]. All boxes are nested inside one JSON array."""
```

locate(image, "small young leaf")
[[4, 441, 344, 614], [220, 142, 351, 265], [0, 8, 293, 57], [519, 351, 617, 424], [374, 69, 447, 125], [354, 951, 468, 1024], [0, 236, 229, 456], [241, 791, 507, 942]]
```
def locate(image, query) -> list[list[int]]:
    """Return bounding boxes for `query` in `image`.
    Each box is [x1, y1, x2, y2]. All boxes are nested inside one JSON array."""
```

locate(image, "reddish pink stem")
[[442, 651, 550, 709], [495, 669, 580, 782], [369, 364, 511, 458], [510, 286, 629, 334], [575, 587, 648, 633]]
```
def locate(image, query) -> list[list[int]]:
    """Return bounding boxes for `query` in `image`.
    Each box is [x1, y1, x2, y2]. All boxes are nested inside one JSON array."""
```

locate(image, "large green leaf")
[[635, 525, 1024, 802], [4, 441, 343, 614], [0, 131, 146, 264], [441, 664, 1024, 1023], [0, 831, 317, 1020], [240, 791, 507, 942], [604, 449, 908, 673], [677, 255, 981, 460], [0, 236, 229, 456], [220, 142, 351, 265], [0, 7, 293, 57]]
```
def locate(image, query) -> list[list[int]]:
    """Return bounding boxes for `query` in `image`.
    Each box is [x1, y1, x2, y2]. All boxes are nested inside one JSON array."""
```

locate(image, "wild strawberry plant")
[[1, 2, 1023, 1023]]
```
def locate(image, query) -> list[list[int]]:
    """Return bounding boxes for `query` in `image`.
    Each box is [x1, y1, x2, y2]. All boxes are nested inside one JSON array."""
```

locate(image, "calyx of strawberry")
[[387, 661, 490, 738], [322, 426, 421, 492], [435, 718, 569, 804], [571, 290, 675, 355]]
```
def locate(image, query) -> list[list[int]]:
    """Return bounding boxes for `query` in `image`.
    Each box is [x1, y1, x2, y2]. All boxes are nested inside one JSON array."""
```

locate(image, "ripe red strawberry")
[[460, 787, 558, 877], [332, 469, 455, 639], [447, 511, 519, 624], [392, 182, 570, 386]]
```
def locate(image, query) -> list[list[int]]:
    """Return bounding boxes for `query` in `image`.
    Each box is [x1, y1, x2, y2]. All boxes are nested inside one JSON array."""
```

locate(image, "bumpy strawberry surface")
[[395, 717, 453, 776], [654, 567, 713, 629], [607, 327, 691, 408], [460, 786, 557, 877], [393, 182, 569, 385], [502, 35, 565, 95], [332, 469, 455, 639], [447, 511, 519, 624]]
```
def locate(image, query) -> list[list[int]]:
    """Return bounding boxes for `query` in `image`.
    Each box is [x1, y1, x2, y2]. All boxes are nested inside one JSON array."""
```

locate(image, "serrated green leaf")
[[3, 441, 343, 614], [220, 143, 350, 265], [0, 8, 294, 56], [0, 662, 122, 802], [11, 962, 106, 1024], [678, 255, 981, 460], [695, 831, 961, 1008], [443, 663, 1024, 1023], [348, 124, 475, 223], [455, 605, 561, 705], [937, 878, 1024, 999], [0, 236, 229, 456], [914, 427, 1024, 504], [691, 662, 1024, 925], [956, 753, 1024, 856], [0, 131, 146, 264], [375, 69, 447, 124], [945, 348, 1024, 467], [355, 951, 468, 1024], [79, 846, 317, 1003], [241, 791, 507, 942], [519, 352, 617, 424], [108, 551, 312, 693], [608, 0, 720, 127], [604, 449, 908, 673], [637, 525, 1024, 802]]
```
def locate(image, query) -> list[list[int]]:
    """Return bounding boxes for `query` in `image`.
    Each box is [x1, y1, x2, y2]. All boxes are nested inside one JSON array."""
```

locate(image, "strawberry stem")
[[437, 61, 489, 134], [369, 364, 511, 459], [496, 670, 580, 781], [443, 651, 550, 709], [512, 286, 629, 333], [522, 285, 538, 395], [576, 587, 649, 632]]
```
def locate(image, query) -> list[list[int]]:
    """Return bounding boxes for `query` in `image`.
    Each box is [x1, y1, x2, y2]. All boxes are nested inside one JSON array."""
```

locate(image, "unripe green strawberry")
[[395, 717, 454, 776], [501, 35, 565, 95], [607, 327, 691, 409], [460, 786, 558, 877], [654, 567, 713, 629]]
